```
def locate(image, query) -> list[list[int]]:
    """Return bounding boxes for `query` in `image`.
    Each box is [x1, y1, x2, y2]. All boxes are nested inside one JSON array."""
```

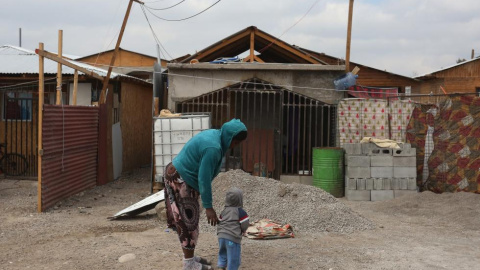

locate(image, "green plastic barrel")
[[312, 147, 345, 197]]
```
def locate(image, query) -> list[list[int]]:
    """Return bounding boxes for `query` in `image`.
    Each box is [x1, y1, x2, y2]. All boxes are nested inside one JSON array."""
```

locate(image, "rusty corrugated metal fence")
[[40, 105, 99, 211]]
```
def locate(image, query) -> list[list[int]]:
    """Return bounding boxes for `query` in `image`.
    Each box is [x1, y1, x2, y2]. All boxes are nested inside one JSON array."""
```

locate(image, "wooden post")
[[345, 0, 354, 72], [38, 42, 45, 213], [154, 97, 160, 116], [56, 30, 63, 105], [99, 0, 136, 104], [472, 49, 475, 59], [249, 31, 255, 62], [73, 70, 78, 105]]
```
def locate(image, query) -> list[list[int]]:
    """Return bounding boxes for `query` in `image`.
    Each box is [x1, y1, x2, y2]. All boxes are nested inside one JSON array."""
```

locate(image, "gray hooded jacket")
[[217, 188, 249, 243]]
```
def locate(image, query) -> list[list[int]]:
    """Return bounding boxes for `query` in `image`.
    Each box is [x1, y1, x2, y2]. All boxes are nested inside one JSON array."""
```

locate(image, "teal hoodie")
[[172, 119, 247, 208]]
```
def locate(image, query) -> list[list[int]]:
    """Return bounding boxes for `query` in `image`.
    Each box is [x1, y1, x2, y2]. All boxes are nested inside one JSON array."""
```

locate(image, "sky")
[[1, 0, 479, 78]]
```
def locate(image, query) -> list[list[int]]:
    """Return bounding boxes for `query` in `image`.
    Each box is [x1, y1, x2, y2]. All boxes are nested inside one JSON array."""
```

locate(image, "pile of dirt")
[[200, 170, 376, 234]]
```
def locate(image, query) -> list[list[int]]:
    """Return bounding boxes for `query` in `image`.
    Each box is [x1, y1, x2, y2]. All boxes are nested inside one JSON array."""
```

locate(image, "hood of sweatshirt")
[[220, 119, 247, 155], [225, 187, 243, 208]]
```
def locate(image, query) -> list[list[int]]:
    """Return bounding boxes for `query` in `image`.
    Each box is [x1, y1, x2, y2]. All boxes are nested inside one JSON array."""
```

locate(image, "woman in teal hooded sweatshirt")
[[164, 119, 247, 270]]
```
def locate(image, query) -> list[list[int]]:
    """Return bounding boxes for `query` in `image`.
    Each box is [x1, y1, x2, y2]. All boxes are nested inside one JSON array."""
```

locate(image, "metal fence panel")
[[41, 105, 99, 211]]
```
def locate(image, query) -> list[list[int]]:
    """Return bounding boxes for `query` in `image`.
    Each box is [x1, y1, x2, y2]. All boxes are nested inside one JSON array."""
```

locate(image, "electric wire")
[[58, 59, 397, 95], [0, 71, 401, 97], [94, 0, 125, 66], [0, 78, 57, 90], [144, 0, 185, 10], [142, 0, 167, 3], [143, 0, 222, 22], [140, 4, 174, 60], [259, 0, 321, 54]]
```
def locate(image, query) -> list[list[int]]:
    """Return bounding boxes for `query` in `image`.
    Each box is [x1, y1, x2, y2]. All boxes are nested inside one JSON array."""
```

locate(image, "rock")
[[278, 186, 287, 197], [118, 253, 136, 263]]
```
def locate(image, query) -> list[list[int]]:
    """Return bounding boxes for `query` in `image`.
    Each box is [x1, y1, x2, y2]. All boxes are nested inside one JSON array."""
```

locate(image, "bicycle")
[[0, 143, 29, 176]]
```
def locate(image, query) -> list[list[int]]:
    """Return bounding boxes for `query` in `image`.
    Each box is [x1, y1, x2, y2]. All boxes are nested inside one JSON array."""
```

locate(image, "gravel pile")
[[200, 170, 375, 234]]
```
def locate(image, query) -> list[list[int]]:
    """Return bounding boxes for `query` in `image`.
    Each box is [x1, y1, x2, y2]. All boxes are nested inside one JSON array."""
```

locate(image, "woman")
[[164, 119, 248, 270]]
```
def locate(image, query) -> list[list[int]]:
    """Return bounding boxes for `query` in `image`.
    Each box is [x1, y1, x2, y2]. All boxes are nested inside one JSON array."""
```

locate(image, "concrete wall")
[[167, 63, 345, 110], [280, 175, 313, 186], [68, 83, 91, 106]]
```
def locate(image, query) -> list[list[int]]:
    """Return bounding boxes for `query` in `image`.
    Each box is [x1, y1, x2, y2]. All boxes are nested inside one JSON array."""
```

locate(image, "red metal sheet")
[[41, 105, 99, 211]]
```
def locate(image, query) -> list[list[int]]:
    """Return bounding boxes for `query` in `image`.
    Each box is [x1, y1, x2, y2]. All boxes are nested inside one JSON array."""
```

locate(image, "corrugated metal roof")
[[0, 45, 147, 81], [415, 56, 480, 78]]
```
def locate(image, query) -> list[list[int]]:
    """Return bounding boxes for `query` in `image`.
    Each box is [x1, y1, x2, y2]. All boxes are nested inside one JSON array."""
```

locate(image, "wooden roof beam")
[[254, 30, 320, 64], [35, 49, 104, 81], [195, 30, 251, 61], [254, 55, 265, 63], [249, 31, 255, 63]]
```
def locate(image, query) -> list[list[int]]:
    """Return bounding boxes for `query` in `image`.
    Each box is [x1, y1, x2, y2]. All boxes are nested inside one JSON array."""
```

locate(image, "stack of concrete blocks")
[[343, 143, 418, 201]]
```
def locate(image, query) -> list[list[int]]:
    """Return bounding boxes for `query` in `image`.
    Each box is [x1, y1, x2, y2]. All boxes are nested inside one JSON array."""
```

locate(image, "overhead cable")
[[143, 0, 222, 21], [140, 4, 175, 60], [144, 0, 185, 10], [259, 0, 321, 53]]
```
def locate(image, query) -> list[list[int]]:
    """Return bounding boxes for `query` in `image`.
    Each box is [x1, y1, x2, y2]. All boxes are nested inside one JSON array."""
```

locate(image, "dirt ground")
[[1, 167, 479, 270]]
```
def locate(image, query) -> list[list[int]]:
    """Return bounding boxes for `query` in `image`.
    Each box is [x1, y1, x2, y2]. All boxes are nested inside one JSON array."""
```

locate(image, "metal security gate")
[[3, 95, 38, 178], [176, 78, 337, 179], [282, 91, 337, 176]]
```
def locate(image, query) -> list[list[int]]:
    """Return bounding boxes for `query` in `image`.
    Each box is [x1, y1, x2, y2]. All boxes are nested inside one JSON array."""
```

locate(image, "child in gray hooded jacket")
[[216, 187, 249, 270]]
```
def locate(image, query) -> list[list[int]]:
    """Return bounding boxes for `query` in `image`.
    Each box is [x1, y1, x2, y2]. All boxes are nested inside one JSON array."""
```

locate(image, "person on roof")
[[163, 119, 248, 270]]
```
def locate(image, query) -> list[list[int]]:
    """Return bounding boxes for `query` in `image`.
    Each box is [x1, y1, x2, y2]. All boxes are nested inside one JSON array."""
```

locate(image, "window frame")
[[2, 91, 34, 122]]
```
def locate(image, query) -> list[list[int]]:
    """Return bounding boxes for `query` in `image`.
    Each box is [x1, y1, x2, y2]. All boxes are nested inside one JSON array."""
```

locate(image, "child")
[[216, 187, 249, 270]]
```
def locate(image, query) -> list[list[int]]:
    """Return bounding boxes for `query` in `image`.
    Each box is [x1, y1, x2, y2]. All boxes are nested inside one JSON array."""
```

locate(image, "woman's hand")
[[205, 208, 219, 226]]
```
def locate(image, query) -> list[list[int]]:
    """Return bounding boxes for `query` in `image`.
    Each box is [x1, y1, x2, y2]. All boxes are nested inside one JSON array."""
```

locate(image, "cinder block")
[[371, 190, 394, 201], [371, 167, 393, 178], [394, 167, 417, 178], [371, 156, 394, 167], [361, 143, 374, 154], [347, 156, 371, 167], [394, 190, 418, 198], [343, 143, 363, 155], [346, 178, 357, 190], [346, 166, 371, 178], [373, 178, 384, 190], [396, 178, 408, 190], [393, 157, 416, 167], [407, 178, 417, 190], [346, 189, 371, 201], [391, 178, 400, 190], [383, 178, 392, 190], [393, 148, 417, 157], [357, 178, 366, 190], [366, 178, 374, 190], [402, 143, 412, 150], [369, 147, 393, 156]]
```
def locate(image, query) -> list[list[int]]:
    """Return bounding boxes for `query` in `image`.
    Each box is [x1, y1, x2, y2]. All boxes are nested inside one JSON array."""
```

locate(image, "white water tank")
[[153, 113, 211, 182]]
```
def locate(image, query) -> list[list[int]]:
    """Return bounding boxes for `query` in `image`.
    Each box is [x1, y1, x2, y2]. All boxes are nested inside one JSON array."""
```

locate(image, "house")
[[167, 26, 346, 182], [415, 56, 480, 95], [0, 45, 153, 179], [166, 26, 423, 183]]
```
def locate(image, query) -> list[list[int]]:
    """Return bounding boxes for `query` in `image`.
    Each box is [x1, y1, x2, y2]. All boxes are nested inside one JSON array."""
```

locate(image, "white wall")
[[68, 83, 91, 106]]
